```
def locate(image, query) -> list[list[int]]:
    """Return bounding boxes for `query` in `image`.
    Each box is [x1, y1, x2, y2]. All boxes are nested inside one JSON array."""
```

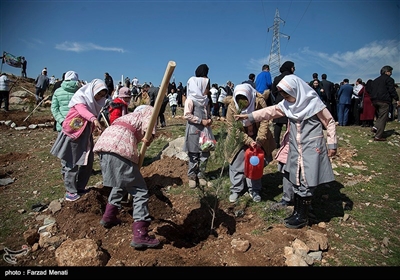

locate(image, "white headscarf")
[[69, 78, 107, 116], [64, 71, 79, 81], [233, 83, 256, 127], [186, 76, 209, 107], [277, 74, 326, 121]]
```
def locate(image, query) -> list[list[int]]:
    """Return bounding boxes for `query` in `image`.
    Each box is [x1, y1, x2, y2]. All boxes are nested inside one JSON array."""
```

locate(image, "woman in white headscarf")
[[234, 74, 337, 229], [225, 83, 275, 203], [183, 71, 213, 189], [50, 78, 108, 202]]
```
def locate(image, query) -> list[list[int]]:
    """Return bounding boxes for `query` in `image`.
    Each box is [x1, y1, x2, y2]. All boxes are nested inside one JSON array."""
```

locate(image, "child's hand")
[[328, 149, 337, 157], [234, 114, 248, 121], [202, 119, 212, 126], [93, 119, 103, 133], [250, 141, 261, 149], [142, 136, 154, 147]]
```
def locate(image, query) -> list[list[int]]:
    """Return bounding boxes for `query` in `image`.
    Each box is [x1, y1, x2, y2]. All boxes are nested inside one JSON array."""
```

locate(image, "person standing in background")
[[52, 73, 66, 94], [255, 64, 273, 105], [0, 72, 14, 111], [177, 82, 184, 108], [209, 83, 220, 118], [131, 77, 139, 87], [336, 78, 353, 126], [104, 72, 114, 99], [168, 87, 178, 118], [51, 71, 81, 132], [108, 86, 132, 124], [147, 83, 168, 128], [49, 75, 56, 93], [370, 65, 400, 141], [396, 84, 400, 122], [34, 68, 50, 105], [21, 57, 27, 78], [269, 61, 295, 208], [183, 64, 213, 189], [242, 73, 256, 89], [218, 85, 228, 118], [270, 61, 295, 149], [320, 74, 336, 120], [359, 79, 376, 128], [225, 81, 234, 97], [351, 78, 363, 126], [311, 80, 327, 104], [124, 77, 131, 89], [51, 71, 82, 179], [309, 73, 320, 87]]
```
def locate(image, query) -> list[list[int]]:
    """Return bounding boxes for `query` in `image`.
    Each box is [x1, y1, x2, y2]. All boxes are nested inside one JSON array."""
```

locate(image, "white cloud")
[[55, 42, 125, 53], [251, 40, 400, 82]]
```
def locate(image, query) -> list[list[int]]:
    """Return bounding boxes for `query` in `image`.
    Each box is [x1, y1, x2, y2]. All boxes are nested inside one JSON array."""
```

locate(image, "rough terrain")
[[0, 75, 354, 268]]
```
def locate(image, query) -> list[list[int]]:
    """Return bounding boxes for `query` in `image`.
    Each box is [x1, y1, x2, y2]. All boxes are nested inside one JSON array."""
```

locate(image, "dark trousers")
[[158, 101, 168, 126], [350, 98, 361, 125], [373, 101, 390, 139], [212, 103, 220, 117], [35, 87, 46, 104], [171, 105, 177, 116], [0, 90, 10, 111]]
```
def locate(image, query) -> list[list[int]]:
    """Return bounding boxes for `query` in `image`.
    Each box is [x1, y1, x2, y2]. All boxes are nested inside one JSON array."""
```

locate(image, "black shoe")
[[371, 127, 377, 133], [284, 195, 311, 229], [374, 137, 387, 141]]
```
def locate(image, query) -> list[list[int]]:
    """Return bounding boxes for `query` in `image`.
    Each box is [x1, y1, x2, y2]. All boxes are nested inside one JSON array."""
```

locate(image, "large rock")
[[55, 238, 109, 266], [160, 137, 189, 161]]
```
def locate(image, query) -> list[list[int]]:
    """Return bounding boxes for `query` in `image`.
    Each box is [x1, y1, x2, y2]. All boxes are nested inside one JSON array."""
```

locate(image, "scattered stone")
[[231, 239, 250, 252]]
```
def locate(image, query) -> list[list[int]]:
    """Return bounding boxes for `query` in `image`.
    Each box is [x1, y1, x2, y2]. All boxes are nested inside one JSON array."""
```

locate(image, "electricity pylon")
[[268, 9, 290, 78]]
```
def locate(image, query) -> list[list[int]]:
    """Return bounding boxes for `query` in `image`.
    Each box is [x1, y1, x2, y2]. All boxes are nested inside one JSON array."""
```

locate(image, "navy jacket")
[[337, 84, 353, 105]]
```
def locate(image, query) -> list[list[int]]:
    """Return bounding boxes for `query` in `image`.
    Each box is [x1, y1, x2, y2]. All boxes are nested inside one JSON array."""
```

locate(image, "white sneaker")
[[229, 192, 239, 203]]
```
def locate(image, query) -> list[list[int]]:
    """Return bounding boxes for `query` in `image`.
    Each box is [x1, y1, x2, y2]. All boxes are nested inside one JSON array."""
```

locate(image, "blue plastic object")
[[249, 156, 260, 166]]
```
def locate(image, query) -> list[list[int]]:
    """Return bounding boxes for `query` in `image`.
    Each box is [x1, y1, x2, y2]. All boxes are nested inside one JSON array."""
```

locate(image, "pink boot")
[[130, 221, 160, 248], [100, 203, 121, 228]]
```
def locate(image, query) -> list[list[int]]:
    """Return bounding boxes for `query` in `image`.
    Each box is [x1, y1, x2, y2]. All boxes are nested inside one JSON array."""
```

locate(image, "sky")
[[0, 0, 399, 88]]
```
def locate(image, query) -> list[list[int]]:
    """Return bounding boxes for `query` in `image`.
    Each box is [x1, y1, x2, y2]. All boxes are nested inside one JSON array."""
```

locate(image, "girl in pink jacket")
[[50, 78, 107, 202], [93, 105, 160, 249]]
